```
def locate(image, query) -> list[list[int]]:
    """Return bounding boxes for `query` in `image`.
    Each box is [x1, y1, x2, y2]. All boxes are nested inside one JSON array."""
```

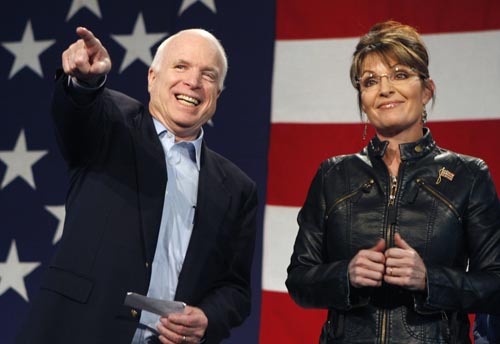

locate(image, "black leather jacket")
[[286, 129, 500, 343]]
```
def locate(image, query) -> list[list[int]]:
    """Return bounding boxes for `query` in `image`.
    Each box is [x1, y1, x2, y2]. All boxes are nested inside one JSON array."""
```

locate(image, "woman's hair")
[[350, 21, 435, 116]]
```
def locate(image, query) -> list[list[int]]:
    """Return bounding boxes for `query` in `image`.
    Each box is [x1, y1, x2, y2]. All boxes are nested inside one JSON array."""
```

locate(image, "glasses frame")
[[355, 65, 427, 91]]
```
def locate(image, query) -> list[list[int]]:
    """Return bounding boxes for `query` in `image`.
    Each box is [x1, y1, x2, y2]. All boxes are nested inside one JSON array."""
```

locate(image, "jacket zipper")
[[381, 174, 398, 344], [325, 179, 374, 219], [415, 178, 461, 221], [386, 175, 398, 240]]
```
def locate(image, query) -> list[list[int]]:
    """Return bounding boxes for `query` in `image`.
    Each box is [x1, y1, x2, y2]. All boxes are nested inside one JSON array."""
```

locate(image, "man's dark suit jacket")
[[17, 74, 258, 344]]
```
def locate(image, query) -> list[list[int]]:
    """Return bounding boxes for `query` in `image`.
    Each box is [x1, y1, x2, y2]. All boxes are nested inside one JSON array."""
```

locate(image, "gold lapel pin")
[[436, 167, 455, 185]]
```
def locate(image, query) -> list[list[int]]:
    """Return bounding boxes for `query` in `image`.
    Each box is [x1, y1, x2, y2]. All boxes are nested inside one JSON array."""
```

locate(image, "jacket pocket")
[[40, 266, 94, 303], [321, 310, 344, 343], [415, 178, 462, 222], [401, 307, 450, 343], [325, 179, 375, 220], [322, 308, 378, 342]]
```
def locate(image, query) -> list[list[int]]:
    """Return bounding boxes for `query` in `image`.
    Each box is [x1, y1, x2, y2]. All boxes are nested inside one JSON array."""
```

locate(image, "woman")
[[286, 21, 500, 343]]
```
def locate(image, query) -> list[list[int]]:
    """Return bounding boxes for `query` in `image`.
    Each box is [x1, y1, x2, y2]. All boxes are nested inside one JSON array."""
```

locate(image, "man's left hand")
[[157, 306, 207, 344]]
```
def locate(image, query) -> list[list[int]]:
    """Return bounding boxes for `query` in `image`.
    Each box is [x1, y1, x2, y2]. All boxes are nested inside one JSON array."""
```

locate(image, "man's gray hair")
[[151, 28, 228, 90]]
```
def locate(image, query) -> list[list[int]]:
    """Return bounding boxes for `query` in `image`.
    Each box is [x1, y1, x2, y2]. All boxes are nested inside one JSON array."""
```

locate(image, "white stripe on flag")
[[272, 30, 500, 123], [262, 205, 300, 292]]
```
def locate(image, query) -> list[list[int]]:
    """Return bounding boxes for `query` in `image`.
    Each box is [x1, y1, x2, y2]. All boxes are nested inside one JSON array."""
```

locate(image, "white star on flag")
[[66, 0, 102, 21], [110, 13, 168, 73], [45, 205, 66, 245], [0, 240, 41, 302], [178, 0, 217, 15], [0, 129, 48, 190], [1, 20, 56, 79]]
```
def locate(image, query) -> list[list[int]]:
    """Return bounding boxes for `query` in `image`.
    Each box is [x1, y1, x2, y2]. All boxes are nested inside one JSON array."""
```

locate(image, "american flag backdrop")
[[1, 1, 500, 344], [260, 0, 500, 343], [0, 1, 274, 343]]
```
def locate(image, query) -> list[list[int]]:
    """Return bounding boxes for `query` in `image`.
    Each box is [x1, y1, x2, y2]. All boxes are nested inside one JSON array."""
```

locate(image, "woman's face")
[[359, 54, 434, 141]]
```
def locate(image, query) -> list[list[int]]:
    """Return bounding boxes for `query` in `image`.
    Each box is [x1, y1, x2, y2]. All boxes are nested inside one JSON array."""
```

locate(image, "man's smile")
[[176, 94, 200, 106]]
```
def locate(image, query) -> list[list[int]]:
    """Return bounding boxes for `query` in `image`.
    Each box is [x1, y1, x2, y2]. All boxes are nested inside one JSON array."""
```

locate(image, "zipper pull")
[[352, 179, 375, 203], [388, 175, 398, 206], [387, 175, 398, 225]]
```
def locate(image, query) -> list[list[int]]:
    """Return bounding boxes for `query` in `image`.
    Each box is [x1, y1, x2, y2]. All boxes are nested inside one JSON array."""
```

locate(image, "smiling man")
[[148, 29, 226, 142], [17, 27, 257, 344]]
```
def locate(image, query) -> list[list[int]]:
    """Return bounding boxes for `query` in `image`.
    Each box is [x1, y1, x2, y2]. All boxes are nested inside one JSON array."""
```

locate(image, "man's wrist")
[[69, 75, 106, 93]]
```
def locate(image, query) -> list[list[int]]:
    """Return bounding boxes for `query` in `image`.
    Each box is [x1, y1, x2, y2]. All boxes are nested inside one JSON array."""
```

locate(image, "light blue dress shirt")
[[65, 79, 202, 343], [132, 118, 202, 343]]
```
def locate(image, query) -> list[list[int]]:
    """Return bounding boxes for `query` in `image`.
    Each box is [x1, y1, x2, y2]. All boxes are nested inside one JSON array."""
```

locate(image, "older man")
[[17, 27, 257, 344]]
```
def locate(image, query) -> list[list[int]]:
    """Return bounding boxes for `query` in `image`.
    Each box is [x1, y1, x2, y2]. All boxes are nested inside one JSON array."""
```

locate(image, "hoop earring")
[[422, 106, 428, 125]]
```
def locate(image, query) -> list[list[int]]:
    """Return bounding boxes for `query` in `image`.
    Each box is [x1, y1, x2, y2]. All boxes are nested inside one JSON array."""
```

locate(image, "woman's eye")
[[394, 71, 409, 80], [363, 78, 377, 88]]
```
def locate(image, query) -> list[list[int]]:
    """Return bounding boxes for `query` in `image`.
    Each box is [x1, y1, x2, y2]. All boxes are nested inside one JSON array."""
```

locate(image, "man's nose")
[[184, 70, 202, 88]]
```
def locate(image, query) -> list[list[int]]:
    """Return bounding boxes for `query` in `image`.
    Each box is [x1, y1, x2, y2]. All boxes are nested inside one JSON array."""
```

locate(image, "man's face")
[[148, 31, 223, 141]]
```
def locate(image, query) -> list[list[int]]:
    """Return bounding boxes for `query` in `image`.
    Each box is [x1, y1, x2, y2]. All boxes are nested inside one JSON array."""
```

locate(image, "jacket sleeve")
[[423, 160, 500, 314], [197, 181, 258, 343], [286, 163, 366, 311], [51, 71, 108, 167]]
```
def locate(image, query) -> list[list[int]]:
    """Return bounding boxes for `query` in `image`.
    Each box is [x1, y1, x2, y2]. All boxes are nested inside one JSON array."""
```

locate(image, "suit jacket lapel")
[[131, 110, 166, 264], [175, 145, 231, 303]]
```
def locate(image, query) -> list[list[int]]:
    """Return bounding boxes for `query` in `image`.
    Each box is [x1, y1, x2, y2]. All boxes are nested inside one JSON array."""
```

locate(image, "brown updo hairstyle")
[[350, 21, 435, 117]]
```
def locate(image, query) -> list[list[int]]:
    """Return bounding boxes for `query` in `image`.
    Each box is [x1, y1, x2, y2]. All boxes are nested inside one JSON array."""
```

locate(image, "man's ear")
[[147, 68, 156, 93]]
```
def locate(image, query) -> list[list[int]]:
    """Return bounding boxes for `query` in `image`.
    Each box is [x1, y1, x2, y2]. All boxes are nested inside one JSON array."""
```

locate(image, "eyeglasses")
[[356, 66, 424, 91]]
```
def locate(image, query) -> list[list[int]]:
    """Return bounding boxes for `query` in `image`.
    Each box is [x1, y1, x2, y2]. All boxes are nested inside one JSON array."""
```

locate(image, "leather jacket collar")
[[367, 127, 436, 161]]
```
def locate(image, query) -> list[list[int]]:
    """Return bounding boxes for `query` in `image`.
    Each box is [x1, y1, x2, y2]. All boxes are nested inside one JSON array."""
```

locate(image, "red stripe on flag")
[[277, 0, 500, 39], [267, 120, 500, 206], [259, 290, 327, 343], [267, 123, 368, 206]]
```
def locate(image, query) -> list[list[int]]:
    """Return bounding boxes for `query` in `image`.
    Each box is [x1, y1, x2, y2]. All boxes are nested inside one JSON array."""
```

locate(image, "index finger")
[[356, 249, 386, 265], [165, 313, 197, 328], [75, 27, 99, 48], [384, 247, 407, 259]]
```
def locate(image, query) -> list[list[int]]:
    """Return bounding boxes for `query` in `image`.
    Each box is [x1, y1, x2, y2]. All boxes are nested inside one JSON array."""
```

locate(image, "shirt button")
[[414, 145, 423, 152], [145, 262, 149, 268], [131, 309, 138, 318]]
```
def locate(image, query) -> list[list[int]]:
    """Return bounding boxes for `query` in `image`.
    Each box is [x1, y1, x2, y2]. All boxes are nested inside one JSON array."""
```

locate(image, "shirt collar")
[[152, 117, 203, 171]]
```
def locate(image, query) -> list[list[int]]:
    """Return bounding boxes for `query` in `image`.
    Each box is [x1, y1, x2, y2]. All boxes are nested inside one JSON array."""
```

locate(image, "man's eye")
[[203, 72, 216, 82], [175, 65, 186, 70]]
